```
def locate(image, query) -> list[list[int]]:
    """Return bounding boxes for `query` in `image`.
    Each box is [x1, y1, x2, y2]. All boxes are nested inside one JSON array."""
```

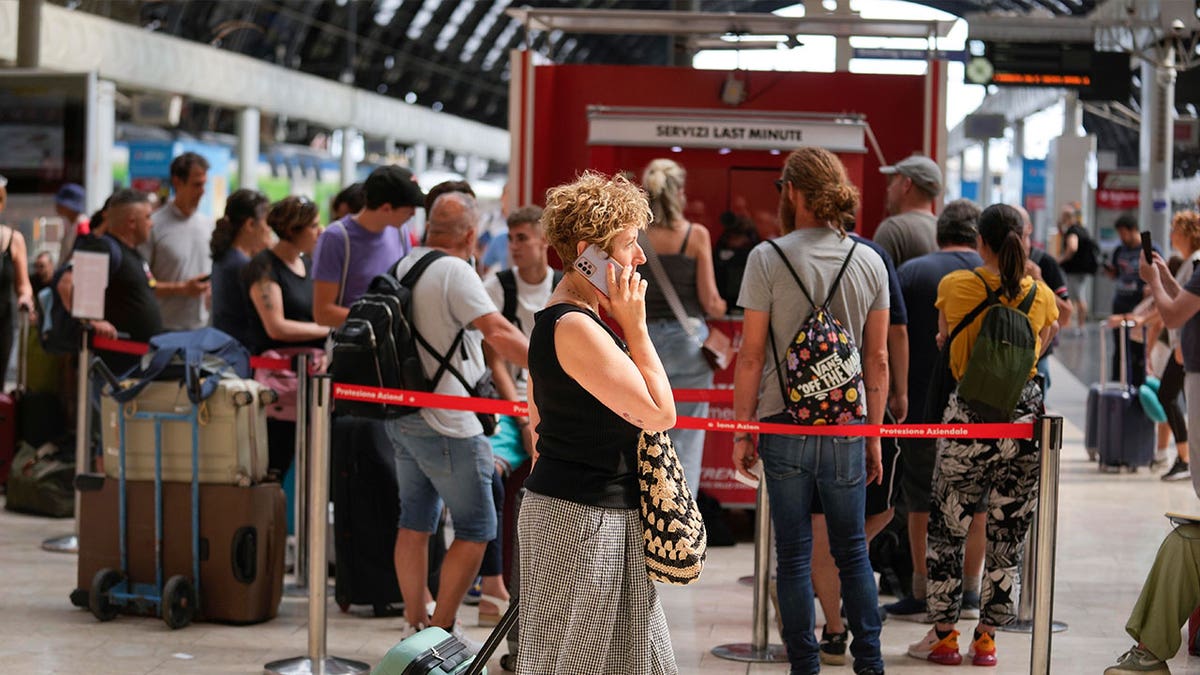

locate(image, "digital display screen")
[[0, 73, 89, 194]]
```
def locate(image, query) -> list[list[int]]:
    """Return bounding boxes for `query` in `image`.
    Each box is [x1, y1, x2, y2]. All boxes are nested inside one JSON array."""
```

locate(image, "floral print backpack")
[[766, 239, 865, 426]]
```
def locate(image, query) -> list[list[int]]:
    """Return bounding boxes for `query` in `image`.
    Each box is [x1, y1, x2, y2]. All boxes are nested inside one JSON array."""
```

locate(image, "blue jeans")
[[646, 318, 712, 492], [384, 413, 497, 542], [759, 432, 883, 674]]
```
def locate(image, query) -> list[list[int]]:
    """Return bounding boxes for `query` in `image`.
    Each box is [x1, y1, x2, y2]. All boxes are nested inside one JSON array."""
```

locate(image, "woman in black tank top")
[[244, 196, 329, 477], [518, 172, 679, 674]]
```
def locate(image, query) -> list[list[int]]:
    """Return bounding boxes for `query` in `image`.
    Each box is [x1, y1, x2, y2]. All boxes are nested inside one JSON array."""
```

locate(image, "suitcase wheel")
[[162, 575, 197, 630], [89, 568, 124, 622], [1085, 447, 1097, 462], [500, 653, 517, 672]]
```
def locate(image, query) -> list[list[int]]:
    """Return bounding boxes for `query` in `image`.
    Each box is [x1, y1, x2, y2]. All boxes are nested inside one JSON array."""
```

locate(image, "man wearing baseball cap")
[[874, 155, 943, 268], [55, 183, 89, 263], [312, 164, 424, 327]]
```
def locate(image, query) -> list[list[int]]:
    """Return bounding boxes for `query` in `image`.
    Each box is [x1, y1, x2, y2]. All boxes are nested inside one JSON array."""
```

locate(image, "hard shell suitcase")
[[0, 311, 30, 485], [1096, 320, 1156, 470], [72, 475, 286, 624], [101, 378, 271, 485], [372, 598, 519, 675], [1085, 320, 1123, 462], [331, 416, 445, 616]]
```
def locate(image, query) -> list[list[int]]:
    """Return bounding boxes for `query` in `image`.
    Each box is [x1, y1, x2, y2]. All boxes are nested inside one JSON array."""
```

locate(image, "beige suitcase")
[[102, 378, 272, 485]]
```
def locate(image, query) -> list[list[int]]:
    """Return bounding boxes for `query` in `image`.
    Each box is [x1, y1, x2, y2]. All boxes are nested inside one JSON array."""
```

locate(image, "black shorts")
[[898, 436, 988, 514], [811, 434, 899, 517]]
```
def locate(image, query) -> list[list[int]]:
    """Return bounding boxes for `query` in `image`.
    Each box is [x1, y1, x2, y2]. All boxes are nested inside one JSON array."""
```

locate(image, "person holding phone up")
[[518, 172, 679, 674], [1107, 215, 1161, 386]]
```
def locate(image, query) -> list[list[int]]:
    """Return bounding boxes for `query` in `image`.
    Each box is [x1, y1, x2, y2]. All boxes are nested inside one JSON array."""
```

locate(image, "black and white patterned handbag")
[[637, 430, 707, 585]]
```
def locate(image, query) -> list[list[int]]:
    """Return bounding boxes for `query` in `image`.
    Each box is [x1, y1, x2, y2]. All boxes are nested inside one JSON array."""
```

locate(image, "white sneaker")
[[449, 620, 484, 655]]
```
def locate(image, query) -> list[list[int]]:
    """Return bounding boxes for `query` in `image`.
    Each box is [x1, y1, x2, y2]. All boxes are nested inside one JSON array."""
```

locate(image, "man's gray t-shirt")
[[143, 203, 214, 330], [394, 247, 498, 438], [738, 228, 889, 421], [873, 210, 938, 268]]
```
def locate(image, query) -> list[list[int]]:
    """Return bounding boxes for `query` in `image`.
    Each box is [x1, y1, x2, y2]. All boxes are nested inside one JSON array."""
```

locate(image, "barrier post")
[[288, 353, 311, 593], [711, 478, 788, 663], [998, 522, 1068, 635], [1030, 415, 1064, 675], [43, 324, 92, 554], [265, 375, 369, 675]]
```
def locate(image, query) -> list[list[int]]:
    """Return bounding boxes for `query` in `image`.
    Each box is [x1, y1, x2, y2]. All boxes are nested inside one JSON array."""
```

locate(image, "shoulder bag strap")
[[497, 269, 519, 327], [1017, 280, 1039, 314], [334, 220, 351, 307], [678, 223, 693, 255], [639, 231, 702, 348]]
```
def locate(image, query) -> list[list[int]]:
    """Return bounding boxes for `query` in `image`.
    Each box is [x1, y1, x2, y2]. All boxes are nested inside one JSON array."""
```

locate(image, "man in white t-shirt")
[[386, 191, 529, 646], [142, 152, 215, 330]]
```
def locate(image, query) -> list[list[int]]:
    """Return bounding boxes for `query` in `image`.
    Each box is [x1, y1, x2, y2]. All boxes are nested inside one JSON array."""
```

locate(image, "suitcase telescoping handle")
[[465, 597, 519, 675], [16, 307, 28, 392], [90, 357, 121, 395]]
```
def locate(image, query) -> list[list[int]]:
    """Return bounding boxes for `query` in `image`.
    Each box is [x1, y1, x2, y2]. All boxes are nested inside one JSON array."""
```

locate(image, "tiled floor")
[[3, 355, 1200, 674]]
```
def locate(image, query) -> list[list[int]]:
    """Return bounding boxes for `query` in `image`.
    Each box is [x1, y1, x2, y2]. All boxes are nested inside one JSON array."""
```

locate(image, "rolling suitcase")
[[0, 310, 30, 485], [100, 378, 271, 485], [1085, 320, 1122, 462], [331, 416, 446, 616], [72, 475, 286, 624], [372, 598, 519, 675], [1096, 320, 1156, 471]]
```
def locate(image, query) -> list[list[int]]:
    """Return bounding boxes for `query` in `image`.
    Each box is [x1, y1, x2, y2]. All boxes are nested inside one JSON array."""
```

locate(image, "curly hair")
[[1172, 210, 1200, 252], [542, 171, 652, 266], [780, 147, 859, 236], [642, 158, 686, 229], [266, 196, 320, 243]]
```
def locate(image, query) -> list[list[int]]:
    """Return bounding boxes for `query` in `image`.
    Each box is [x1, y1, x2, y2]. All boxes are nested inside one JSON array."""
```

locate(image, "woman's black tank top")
[[523, 303, 641, 509]]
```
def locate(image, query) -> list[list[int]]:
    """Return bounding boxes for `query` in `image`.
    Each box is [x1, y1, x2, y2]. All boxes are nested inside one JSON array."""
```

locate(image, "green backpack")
[[955, 271, 1039, 422]]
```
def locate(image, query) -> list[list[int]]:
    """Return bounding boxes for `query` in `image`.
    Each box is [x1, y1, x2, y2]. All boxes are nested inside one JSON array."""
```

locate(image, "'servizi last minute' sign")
[[587, 109, 867, 153]]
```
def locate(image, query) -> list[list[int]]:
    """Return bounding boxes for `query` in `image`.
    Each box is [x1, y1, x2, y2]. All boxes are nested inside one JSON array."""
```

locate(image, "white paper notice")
[[71, 251, 109, 320]]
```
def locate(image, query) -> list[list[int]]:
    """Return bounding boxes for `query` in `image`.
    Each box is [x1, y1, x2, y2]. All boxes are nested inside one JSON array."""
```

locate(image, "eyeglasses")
[[774, 179, 785, 192]]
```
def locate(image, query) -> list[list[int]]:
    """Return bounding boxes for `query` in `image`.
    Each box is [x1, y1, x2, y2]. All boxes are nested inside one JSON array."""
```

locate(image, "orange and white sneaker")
[[908, 628, 963, 665], [968, 631, 998, 666]]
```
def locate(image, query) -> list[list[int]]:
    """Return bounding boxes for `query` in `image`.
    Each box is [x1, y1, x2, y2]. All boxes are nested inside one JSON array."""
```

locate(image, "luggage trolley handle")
[[90, 357, 122, 395], [1116, 318, 1145, 388]]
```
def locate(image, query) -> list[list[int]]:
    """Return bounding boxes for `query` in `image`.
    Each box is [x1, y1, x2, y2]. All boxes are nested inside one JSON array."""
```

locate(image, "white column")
[[980, 140, 992, 206], [411, 142, 428, 176], [85, 78, 115, 214], [340, 127, 358, 188], [238, 107, 260, 191], [1138, 48, 1175, 247]]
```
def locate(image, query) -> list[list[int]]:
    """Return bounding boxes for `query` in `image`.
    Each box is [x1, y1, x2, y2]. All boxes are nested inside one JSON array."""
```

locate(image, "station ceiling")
[[56, 0, 1100, 131]]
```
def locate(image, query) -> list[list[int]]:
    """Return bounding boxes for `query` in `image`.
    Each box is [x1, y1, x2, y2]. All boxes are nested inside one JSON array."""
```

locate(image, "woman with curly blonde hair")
[[519, 171, 678, 674]]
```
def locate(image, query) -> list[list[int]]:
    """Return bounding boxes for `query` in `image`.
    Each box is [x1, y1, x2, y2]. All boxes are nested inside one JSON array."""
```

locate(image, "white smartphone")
[[573, 244, 623, 296]]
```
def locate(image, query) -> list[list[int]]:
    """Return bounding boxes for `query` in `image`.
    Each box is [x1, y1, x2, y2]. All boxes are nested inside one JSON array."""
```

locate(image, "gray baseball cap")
[[880, 155, 942, 195]]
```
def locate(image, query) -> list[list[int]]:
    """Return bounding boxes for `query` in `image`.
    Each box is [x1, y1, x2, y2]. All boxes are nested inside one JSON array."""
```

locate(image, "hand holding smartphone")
[[573, 244, 623, 296], [1141, 231, 1154, 264]]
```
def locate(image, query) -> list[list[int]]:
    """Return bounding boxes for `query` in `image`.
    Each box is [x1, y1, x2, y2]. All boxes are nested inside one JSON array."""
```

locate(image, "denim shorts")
[[384, 413, 497, 542]]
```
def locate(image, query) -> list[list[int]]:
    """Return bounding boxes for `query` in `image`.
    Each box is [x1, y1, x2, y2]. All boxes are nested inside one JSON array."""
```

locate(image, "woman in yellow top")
[[907, 203, 1059, 668]]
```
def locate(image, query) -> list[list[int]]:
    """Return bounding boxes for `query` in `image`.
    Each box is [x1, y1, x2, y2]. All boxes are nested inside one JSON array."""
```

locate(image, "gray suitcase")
[[101, 378, 272, 485]]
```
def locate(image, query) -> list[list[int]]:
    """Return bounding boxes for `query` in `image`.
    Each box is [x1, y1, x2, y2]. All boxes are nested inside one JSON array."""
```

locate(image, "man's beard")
[[778, 191, 795, 230]]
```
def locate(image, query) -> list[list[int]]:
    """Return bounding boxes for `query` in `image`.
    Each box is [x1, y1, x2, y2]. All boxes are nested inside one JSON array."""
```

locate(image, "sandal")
[[477, 593, 510, 627]]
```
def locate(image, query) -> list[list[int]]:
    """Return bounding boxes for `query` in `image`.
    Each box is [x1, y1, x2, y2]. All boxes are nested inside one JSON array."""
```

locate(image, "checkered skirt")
[[516, 491, 678, 675]]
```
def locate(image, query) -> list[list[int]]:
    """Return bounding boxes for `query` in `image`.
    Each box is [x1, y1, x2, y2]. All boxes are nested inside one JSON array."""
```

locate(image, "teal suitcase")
[[372, 598, 518, 675]]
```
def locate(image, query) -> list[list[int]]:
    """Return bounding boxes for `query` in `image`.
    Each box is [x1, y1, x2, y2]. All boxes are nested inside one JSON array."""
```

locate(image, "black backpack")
[[329, 251, 447, 418], [496, 268, 563, 331]]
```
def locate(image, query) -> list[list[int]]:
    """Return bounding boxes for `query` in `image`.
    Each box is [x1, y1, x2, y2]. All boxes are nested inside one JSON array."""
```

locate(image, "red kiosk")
[[508, 15, 946, 507]]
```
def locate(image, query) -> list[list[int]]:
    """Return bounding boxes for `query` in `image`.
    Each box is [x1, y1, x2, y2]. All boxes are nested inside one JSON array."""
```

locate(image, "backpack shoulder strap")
[[333, 220, 351, 306], [822, 240, 858, 308], [398, 250, 448, 289], [1017, 280, 1038, 313], [552, 268, 564, 286], [497, 269, 518, 325], [946, 272, 999, 347], [764, 239, 816, 308], [970, 269, 1000, 304]]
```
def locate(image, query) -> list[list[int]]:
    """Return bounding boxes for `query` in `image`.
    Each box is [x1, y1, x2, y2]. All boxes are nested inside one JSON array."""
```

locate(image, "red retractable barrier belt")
[[91, 335, 293, 371], [331, 383, 1034, 439]]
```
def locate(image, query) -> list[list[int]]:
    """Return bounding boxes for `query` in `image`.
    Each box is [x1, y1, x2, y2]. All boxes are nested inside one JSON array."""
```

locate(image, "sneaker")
[[448, 620, 484, 655], [961, 591, 981, 620], [908, 628, 963, 665], [463, 576, 482, 606], [883, 596, 931, 623], [819, 627, 847, 666], [854, 669, 885, 675], [968, 631, 997, 667], [1104, 646, 1170, 674], [1162, 459, 1191, 482]]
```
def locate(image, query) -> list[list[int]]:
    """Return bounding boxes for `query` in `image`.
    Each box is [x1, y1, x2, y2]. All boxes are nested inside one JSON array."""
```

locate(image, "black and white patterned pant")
[[926, 379, 1044, 627]]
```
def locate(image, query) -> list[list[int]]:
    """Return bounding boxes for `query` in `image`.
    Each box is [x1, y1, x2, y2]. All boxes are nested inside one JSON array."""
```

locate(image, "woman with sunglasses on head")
[[244, 196, 329, 478], [210, 189, 271, 348]]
